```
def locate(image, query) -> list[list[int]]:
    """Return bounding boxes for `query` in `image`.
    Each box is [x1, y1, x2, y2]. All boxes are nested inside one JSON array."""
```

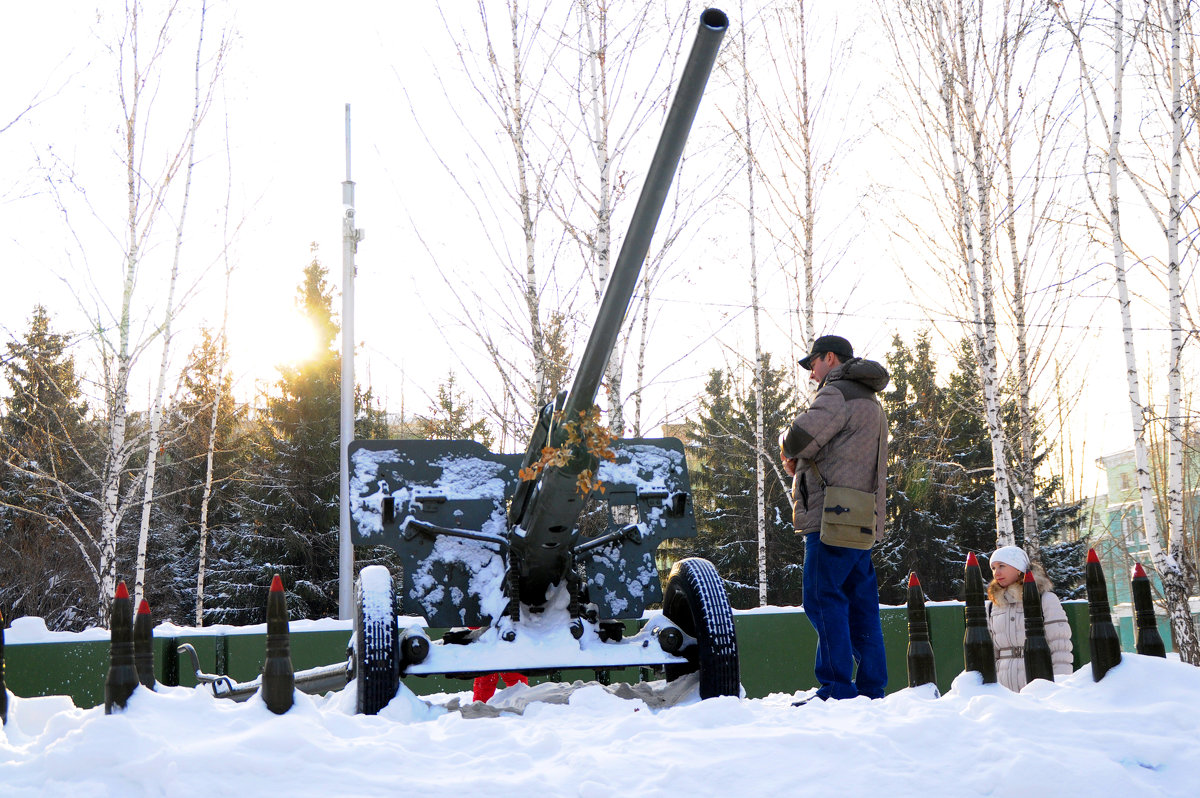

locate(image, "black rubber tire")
[[355, 571, 399, 715], [661, 557, 740, 699]]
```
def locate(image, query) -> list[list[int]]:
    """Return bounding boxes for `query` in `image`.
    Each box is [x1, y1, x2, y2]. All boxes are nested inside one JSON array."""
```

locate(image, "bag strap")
[[811, 401, 887, 492]]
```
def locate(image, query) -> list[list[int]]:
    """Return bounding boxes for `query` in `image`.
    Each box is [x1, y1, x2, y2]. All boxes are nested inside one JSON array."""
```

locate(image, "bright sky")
[[0, 1, 1175, 500], [2, 614, 1198, 798]]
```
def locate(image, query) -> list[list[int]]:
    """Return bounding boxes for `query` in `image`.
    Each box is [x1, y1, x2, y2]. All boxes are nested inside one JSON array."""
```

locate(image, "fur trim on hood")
[[989, 571, 1054, 606]]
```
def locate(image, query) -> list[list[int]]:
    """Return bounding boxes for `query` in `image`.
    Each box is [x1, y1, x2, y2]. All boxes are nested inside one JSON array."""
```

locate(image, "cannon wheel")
[[355, 568, 399, 715], [661, 557, 740, 699]]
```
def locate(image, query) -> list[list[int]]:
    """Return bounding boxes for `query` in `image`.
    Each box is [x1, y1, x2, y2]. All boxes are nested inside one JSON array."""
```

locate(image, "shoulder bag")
[[813, 407, 887, 550]]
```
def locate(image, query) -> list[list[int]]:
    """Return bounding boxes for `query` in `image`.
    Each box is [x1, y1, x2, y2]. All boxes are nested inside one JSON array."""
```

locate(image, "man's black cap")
[[799, 335, 854, 370]]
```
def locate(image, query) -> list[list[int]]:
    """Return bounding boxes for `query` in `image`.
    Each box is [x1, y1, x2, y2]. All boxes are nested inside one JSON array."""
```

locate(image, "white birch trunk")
[[99, 4, 149, 625], [195, 322, 229, 627], [579, 1, 624, 433], [798, 0, 816, 401], [1161, 0, 1199, 664], [505, 3, 546, 412], [959, 11, 1014, 547], [633, 271, 650, 437], [1105, 0, 1196, 664], [134, 3, 209, 608], [196, 26, 232, 627], [734, 7, 768, 607], [931, 3, 1008, 547], [997, 14, 1039, 559], [932, 2, 1013, 546], [195, 373, 220, 626]]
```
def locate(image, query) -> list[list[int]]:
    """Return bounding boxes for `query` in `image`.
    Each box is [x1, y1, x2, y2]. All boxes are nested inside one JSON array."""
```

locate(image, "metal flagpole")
[[339, 103, 363, 620]]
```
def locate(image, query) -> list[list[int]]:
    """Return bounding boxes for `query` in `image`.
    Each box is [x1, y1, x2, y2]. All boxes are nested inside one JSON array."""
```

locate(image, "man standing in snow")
[[779, 335, 890, 702]]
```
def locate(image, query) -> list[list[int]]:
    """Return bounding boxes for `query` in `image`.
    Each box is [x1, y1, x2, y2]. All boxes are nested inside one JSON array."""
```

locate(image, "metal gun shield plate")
[[348, 437, 696, 626], [349, 439, 522, 628], [578, 438, 696, 619]]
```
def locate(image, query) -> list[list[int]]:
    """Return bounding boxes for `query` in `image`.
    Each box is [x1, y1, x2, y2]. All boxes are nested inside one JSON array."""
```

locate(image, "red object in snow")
[[473, 672, 529, 703]]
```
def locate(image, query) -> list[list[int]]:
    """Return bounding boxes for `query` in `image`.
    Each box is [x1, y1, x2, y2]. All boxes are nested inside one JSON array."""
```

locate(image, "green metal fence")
[[0, 600, 1164, 708]]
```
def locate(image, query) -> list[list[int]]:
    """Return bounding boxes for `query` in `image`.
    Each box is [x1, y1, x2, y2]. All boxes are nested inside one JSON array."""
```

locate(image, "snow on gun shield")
[[345, 9, 740, 713]]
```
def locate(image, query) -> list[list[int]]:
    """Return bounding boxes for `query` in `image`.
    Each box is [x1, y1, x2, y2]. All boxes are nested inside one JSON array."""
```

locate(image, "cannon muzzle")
[[347, 9, 726, 626], [509, 8, 728, 607], [561, 7, 729, 423]]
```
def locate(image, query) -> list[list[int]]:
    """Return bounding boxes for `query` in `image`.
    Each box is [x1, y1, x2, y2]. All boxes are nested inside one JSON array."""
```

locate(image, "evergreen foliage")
[[146, 328, 254, 623], [414, 372, 494, 447], [0, 306, 100, 627], [679, 354, 800, 608], [878, 332, 1084, 603], [207, 254, 389, 624], [877, 333, 997, 603]]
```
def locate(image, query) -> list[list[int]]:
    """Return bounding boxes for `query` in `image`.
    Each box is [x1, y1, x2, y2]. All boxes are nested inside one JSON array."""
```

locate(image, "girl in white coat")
[[985, 545, 1074, 691]]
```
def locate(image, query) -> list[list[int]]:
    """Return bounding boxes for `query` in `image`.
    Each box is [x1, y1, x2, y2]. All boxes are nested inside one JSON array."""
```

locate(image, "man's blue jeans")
[[802, 532, 887, 700]]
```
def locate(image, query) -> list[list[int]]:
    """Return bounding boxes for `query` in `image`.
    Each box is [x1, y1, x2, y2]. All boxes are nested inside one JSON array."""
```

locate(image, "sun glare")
[[272, 312, 322, 366]]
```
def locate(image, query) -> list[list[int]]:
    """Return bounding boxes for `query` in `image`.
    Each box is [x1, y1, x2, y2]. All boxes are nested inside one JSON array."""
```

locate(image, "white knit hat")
[[989, 545, 1030, 574]]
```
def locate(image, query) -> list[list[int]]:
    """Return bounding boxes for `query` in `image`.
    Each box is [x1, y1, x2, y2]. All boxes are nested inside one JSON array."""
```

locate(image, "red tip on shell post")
[[115, 581, 129, 600], [1087, 548, 1100, 564], [137, 599, 151, 615], [909, 572, 921, 588], [967, 552, 978, 566], [270, 574, 284, 592], [1133, 562, 1147, 578], [1024, 570, 1035, 583]]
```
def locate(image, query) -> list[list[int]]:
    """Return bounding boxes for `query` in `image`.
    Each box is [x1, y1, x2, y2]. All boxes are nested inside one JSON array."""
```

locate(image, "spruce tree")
[[414, 371, 494, 446], [212, 254, 389, 623], [879, 332, 1084, 603], [0, 306, 100, 627], [682, 355, 799, 608], [149, 328, 253, 624], [877, 333, 997, 603]]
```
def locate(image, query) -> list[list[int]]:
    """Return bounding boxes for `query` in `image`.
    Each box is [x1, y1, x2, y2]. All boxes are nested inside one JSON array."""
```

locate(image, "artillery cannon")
[[345, 8, 735, 714]]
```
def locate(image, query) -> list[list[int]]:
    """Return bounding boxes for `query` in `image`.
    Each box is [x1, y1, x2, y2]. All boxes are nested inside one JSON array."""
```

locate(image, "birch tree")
[[31, 1, 231, 625], [408, 2, 723, 445], [408, 0, 573, 447], [1151, 0, 1200, 665], [757, 0, 862, 399], [1055, 0, 1199, 664], [882, 0, 1084, 550], [991, 3, 1082, 562], [880, 0, 1011, 542], [554, 0, 695, 435], [726, 0, 769, 606], [195, 141, 236, 625], [133, 0, 225, 607]]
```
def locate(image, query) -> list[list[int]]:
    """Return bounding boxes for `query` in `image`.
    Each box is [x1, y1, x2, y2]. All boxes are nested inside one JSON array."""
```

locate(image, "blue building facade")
[[1083, 448, 1200, 652]]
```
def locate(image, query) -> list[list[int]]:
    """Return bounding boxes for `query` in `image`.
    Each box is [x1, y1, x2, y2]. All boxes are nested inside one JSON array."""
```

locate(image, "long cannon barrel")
[[562, 7, 729, 422], [509, 8, 728, 607]]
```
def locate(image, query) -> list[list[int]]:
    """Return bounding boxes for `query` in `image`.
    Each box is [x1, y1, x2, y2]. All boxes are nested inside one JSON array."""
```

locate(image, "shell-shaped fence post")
[[1085, 549, 1122, 681], [1021, 570, 1054, 685], [906, 572, 937, 691], [963, 553, 996, 684]]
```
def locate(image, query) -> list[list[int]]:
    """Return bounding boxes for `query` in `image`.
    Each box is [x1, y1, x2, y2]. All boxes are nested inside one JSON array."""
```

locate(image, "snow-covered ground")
[[2, 649, 1198, 797]]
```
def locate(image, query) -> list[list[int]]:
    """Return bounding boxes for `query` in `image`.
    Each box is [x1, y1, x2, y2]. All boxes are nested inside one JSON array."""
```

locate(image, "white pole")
[[339, 103, 360, 620]]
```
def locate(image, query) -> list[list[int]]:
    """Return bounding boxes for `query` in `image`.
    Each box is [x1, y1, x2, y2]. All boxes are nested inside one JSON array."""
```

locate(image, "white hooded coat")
[[986, 578, 1074, 692]]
